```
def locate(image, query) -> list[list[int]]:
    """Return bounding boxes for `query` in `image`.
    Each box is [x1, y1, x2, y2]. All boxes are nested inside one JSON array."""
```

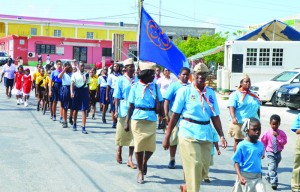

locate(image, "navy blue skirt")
[[52, 82, 62, 102], [72, 86, 89, 111], [109, 88, 115, 112], [99, 87, 108, 105], [60, 85, 72, 109]]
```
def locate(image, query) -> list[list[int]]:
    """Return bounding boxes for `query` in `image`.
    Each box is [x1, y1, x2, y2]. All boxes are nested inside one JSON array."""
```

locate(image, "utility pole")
[[159, 0, 161, 25]]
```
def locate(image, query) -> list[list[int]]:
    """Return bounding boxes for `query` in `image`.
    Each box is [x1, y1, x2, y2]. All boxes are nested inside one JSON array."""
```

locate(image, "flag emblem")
[[146, 20, 172, 50]]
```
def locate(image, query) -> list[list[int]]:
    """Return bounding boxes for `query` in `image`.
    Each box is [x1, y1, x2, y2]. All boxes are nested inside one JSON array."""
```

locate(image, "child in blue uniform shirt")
[[291, 113, 300, 192], [232, 118, 266, 192]]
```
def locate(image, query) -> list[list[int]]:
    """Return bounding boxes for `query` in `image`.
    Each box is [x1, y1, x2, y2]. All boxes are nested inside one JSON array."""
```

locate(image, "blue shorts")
[[52, 82, 62, 102], [4, 77, 14, 88]]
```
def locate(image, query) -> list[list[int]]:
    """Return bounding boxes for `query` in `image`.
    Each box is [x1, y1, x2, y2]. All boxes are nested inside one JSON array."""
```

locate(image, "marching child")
[[98, 66, 109, 123], [14, 65, 24, 105], [232, 117, 266, 192], [22, 68, 32, 107], [261, 114, 287, 190], [58, 62, 73, 128], [35, 68, 47, 111], [88, 67, 98, 119]]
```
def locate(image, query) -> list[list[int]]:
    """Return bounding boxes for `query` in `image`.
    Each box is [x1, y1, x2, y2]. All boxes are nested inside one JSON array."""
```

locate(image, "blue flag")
[[139, 7, 189, 76]]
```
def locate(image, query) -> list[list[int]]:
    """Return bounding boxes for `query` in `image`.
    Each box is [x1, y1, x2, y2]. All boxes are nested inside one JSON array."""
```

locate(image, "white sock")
[[170, 157, 175, 161]]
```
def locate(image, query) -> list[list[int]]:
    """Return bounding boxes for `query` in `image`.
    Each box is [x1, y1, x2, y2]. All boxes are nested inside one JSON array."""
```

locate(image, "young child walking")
[[14, 65, 24, 105], [22, 68, 32, 107], [35, 68, 47, 111], [261, 114, 287, 190], [232, 117, 266, 192]]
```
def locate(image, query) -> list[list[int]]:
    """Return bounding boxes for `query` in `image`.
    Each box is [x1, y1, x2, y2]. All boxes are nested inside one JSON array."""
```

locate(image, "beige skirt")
[[131, 119, 156, 153], [115, 117, 134, 147], [228, 122, 245, 139]]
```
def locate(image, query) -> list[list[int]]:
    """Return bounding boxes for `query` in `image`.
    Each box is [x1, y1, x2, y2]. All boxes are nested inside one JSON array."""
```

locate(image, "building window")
[[258, 48, 270, 66], [54, 30, 61, 37], [87, 32, 94, 39], [246, 48, 257, 66], [102, 48, 112, 57], [272, 48, 283, 66], [36, 44, 56, 54], [31, 28, 37, 35]]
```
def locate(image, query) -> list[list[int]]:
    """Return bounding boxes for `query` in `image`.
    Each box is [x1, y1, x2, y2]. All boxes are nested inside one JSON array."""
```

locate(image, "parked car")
[[277, 83, 300, 110], [0, 52, 9, 66], [250, 69, 300, 106]]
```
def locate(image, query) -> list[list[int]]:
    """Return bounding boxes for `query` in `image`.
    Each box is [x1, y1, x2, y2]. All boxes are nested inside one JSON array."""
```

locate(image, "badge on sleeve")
[[190, 94, 196, 101], [209, 95, 214, 104]]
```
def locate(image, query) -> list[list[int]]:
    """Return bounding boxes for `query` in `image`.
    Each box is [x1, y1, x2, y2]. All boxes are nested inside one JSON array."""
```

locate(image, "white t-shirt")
[[46, 55, 50, 64], [156, 76, 177, 97]]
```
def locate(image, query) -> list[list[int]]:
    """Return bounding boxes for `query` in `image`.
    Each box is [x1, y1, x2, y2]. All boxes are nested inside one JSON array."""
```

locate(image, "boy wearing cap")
[[113, 58, 138, 168]]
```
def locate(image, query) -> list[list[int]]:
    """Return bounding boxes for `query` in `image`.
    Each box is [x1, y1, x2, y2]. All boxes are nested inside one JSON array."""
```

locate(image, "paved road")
[[0, 73, 298, 192]]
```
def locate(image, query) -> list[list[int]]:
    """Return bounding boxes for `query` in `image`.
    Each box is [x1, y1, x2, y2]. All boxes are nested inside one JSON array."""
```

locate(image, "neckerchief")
[[113, 72, 121, 77], [238, 88, 261, 103], [193, 83, 215, 115], [124, 73, 135, 86], [139, 80, 155, 99]]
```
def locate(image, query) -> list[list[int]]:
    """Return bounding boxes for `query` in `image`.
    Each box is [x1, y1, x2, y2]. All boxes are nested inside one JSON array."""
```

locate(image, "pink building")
[[0, 35, 137, 67]]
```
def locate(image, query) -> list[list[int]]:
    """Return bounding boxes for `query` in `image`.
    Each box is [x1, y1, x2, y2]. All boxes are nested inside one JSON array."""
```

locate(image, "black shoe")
[[271, 185, 277, 190], [92, 114, 95, 120], [204, 178, 211, 183], [168, 159, 176, 169], [62, 122, 68, 128], [82, 126, 88, 134], [69, 117, 73, 125], [157, 123, 162, 130], [37, 105, 40, 111], [102, 117, 106, 124]]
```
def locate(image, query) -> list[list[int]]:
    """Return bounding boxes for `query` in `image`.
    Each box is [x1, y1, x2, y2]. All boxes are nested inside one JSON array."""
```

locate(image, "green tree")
[[174, 32, 229, 65]]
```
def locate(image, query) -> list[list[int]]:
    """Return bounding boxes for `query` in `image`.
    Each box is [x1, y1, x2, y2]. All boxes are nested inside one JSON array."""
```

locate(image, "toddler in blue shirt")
[[232, 118, 266, 192]]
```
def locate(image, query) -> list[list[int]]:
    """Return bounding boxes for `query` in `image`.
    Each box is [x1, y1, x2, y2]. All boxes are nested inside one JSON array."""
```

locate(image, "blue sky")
[[2, 0, 300, 33]]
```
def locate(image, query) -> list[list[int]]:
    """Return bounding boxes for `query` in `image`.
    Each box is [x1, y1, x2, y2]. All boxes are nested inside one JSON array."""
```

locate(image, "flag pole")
[[137, 0, 144, 62]]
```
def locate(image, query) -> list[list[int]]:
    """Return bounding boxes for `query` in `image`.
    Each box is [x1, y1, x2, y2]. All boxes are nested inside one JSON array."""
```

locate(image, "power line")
[[145, 3, 246, 29]]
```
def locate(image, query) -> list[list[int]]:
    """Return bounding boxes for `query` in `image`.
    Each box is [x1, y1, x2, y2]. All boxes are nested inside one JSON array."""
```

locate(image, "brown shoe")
[[127, 161, 137, 169], [180, 184, 187, 192]]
